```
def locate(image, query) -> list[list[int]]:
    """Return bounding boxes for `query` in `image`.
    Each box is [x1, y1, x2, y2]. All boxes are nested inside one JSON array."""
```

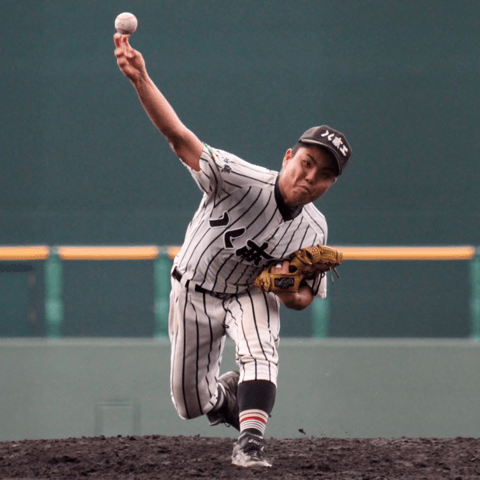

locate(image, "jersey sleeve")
[[302, 208, 328, 299], [183, 144, 276, 194], [179, 144, 224, 194], [307, 274, 327, 299]]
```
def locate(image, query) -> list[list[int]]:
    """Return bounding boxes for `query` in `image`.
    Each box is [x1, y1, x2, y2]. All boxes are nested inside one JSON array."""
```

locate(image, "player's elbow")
[[284, 298, 312, 311], [278, 287, 314, 310], [166, 128, 203, 171]]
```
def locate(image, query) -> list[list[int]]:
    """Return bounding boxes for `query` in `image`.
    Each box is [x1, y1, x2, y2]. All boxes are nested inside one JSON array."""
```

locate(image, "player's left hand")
[[269, 260, 290, 275], [254, 245, 343, 294], [259, 260, 314, 310]]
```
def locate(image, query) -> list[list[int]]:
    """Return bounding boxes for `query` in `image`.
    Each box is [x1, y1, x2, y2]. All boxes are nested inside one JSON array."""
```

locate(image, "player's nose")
[[304, 169, 316, 184]]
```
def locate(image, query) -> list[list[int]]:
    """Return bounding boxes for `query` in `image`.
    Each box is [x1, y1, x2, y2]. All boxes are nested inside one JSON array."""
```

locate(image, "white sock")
[[239, 409, 269, 438]]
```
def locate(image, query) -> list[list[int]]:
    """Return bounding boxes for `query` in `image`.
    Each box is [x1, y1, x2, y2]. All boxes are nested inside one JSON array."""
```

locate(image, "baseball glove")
[[254, 245, 343, 293]]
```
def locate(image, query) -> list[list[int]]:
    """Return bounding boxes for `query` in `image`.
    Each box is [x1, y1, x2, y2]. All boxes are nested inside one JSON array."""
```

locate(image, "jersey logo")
[[210, 212, 246, 249], [209, 212, 230, 227], [236, 240, 272, 265], [225, 228, 246, 248]]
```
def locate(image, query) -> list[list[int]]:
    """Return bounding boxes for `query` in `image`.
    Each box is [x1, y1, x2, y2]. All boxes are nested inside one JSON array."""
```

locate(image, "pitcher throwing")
[[114, 31, 351, 468]]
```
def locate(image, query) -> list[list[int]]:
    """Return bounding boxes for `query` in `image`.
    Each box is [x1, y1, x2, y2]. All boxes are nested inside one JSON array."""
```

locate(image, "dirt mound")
[[1, 434, 479, 479]]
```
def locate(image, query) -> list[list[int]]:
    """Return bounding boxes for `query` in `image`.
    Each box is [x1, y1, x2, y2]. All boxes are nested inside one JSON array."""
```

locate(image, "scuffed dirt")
[[1, 434, 480, 479]]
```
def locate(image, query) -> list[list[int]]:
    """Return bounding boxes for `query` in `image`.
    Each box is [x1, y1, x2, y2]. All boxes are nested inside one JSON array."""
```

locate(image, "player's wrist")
[[130, 69, 149, 87]]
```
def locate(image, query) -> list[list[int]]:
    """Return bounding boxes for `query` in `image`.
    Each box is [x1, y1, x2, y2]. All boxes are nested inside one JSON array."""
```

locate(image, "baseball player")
[[114, 33, 351, 468]]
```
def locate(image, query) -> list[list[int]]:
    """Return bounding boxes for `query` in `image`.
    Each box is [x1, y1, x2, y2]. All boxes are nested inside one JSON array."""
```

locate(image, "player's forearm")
[[275, 285, 314, 311], [132, 74, 203, 169], [133, 74, 185, 142]]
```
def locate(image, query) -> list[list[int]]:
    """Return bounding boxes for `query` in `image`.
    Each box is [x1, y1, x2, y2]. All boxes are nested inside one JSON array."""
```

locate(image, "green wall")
[[1, 1, 479, 337], [1, 339, 480, 441]]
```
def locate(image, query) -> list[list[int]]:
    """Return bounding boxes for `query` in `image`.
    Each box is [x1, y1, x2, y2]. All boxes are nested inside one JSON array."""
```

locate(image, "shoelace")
[[243, 438, 266, 455]]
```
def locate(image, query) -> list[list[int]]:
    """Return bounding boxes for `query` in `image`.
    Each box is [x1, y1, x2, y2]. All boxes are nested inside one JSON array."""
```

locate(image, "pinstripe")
[[213, 190, 234, 210], [251, 207, 280, 241], [190, 300, 203, 416], [227, 171, 276, 186], [264, 224, 282, 245], [234, 295, 257, 379], [222, 179, 245, 189], [312, 274, 323, 296], [202, 292, 215, 405], [267, 219, 295, 257], [247, 289, 269, 366], [303, 205, 327, 239], [279, 217, 304, 258], [234, 264, 251, 293], [261, 291, 274, 381], [199, 248, 224, 289], [211, 253, 234, 292], [178, 204, 214, 271], [262, 290, 277, 372], [181, 285, 191, 419], [297, 224, 310, 250]]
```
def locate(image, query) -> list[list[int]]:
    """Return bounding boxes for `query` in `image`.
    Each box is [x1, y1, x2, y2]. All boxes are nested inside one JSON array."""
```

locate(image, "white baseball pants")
[[169, 277, 280, 420]]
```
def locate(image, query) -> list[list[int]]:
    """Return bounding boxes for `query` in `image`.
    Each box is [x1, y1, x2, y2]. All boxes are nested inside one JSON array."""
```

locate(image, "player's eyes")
[[320, 172, 335, 181]]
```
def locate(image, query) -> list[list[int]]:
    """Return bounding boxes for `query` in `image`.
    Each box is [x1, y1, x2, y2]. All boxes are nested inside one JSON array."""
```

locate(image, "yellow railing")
[[340, 246, 476, 261], [2, 245, 474, 261], [1, 245, 479, 339]]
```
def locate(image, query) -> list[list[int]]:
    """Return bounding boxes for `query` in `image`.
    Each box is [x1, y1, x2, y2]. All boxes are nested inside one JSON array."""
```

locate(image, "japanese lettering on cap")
[[298, 126, 352, 175]]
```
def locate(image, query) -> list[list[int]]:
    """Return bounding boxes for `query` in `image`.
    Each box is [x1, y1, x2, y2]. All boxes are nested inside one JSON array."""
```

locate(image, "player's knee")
[[170, 381, 209, 420]]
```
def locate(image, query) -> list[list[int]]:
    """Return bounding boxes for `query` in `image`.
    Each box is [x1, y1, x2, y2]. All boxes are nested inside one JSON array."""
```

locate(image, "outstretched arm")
[[114, 33, 203, 171]]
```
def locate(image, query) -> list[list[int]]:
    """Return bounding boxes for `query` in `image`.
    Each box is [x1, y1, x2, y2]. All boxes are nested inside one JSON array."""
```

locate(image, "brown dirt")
[[1, 434, 480, 479]]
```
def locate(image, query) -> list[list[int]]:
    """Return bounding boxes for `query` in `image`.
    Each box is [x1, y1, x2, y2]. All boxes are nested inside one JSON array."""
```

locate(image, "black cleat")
[[206, 370, 240, 430], [232, 432, 272, 467]]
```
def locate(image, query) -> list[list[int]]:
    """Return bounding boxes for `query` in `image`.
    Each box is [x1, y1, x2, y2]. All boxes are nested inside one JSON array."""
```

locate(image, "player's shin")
[[237, 380, 276, 438]]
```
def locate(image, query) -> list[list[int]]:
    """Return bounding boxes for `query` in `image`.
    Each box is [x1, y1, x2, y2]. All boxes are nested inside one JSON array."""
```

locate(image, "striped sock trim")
[[239, 409, 269, 437]]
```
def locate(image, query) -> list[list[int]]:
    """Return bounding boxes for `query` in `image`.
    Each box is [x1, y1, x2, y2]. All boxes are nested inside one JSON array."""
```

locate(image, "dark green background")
[[1, 1, 478, 337]]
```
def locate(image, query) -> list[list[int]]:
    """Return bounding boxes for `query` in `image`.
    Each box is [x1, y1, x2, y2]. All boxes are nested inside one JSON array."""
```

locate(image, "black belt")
[[172, 268, 226, 298]]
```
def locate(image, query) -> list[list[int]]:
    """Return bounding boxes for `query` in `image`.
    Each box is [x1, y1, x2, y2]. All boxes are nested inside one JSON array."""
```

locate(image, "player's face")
[[278, 145, 338, 206]]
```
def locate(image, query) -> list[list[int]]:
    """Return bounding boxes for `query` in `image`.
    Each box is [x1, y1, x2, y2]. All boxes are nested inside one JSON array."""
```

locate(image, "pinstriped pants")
[[169, 277, 281, 420]]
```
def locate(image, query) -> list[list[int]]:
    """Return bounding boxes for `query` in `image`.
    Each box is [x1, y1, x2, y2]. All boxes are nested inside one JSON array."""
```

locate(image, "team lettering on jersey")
[[174, 145, 328, 297]]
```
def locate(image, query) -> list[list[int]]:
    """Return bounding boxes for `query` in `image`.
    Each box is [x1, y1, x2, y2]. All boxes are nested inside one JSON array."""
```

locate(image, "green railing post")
[[312, 297, 330, 338], [44, 248, 63, 339], [153, 251, 171, 339], [471, 247, 480, 340]]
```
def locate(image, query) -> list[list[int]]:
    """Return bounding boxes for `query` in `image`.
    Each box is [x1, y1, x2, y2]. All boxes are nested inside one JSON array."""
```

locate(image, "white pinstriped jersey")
[[173, 144, 329, 298]]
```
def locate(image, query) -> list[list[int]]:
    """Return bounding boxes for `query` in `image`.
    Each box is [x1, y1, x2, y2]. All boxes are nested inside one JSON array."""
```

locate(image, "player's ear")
[[282, 149, 293, 168]]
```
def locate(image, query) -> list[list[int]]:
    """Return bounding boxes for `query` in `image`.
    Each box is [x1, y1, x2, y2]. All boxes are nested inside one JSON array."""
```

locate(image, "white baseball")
[[115, 12, 138, 34]]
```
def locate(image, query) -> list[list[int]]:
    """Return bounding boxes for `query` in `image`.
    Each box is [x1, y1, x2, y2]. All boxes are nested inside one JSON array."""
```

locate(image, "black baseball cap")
[[297, 125, 352, 175]]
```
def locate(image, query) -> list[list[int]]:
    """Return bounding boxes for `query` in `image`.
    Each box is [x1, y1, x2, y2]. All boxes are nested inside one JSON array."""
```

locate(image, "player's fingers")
[[114, 34, 127, 59], [114, 46, 125, 58], [121, 35, 136, 59], [271, 261, 290, 274], [113, 33, 123, 48], [113, 33, 133, 53]]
